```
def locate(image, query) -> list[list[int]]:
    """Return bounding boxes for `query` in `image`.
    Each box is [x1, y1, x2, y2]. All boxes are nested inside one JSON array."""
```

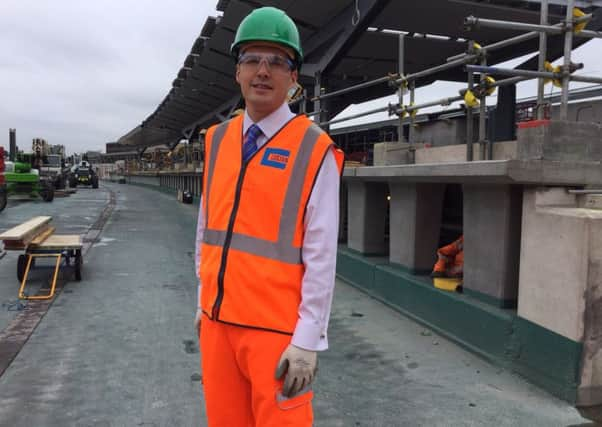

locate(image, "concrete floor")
[[0, 182, 593, 426]]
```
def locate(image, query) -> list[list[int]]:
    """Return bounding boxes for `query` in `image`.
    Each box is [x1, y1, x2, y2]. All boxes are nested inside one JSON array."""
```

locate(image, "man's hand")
[[274, 344, 318, 398], [195, 308, 202, 334]]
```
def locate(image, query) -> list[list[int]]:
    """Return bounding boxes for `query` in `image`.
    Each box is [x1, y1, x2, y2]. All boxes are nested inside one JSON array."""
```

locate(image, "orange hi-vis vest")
[[199, 114, 344, 335]]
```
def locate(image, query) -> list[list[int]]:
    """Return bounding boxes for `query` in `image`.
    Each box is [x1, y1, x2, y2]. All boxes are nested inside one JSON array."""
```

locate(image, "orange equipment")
[[432, 235, 464, 278]]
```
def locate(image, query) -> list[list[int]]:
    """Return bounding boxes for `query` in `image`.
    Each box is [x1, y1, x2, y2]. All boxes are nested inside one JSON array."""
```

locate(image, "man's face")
[[235, 43, 298, 120]]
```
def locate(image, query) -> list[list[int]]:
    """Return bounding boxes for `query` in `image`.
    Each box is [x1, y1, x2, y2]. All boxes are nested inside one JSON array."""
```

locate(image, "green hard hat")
[[231, 7, 303, 67]]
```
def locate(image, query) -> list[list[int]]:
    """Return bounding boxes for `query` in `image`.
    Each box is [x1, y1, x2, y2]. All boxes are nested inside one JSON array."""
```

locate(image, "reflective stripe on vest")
[[204, 121, 229, 230]]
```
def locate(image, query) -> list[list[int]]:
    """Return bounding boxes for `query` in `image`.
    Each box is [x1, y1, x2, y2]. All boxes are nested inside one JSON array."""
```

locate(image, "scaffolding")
[[303, 1, 602, 162]]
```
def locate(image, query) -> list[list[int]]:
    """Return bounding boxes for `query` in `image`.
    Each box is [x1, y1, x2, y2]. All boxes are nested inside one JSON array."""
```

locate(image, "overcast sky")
[[2, 2, 601, 154], [1, 1, 218, 154]]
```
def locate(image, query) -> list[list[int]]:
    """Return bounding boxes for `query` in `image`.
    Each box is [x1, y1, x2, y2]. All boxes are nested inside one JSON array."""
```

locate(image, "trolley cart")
[[0, 216, 83, 300]]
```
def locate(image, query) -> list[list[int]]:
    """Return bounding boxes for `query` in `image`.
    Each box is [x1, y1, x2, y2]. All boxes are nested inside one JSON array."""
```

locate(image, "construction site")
[[2, 1, 602, 426]]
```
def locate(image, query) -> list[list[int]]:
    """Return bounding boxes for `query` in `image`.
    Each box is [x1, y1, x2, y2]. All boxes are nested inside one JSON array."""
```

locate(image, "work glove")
[[274, 344, 318, 398], [195, 308, 202, 334]]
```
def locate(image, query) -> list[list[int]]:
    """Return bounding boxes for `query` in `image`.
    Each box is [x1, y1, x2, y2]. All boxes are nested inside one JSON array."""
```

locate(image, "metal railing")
[[304, 1, 601, 162]]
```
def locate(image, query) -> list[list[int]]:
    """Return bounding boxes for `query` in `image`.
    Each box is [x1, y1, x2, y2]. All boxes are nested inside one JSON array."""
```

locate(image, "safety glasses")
[[237, 52, 295, 73]]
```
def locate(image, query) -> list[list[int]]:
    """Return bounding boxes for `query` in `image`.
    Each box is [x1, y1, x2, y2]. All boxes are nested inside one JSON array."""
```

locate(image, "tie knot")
[[247, 124, 262, 141]]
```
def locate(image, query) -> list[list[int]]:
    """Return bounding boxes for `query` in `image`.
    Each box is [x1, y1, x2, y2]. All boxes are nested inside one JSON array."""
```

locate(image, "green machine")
[[0, 147, 6, 212], [3, 155, 54, 203]]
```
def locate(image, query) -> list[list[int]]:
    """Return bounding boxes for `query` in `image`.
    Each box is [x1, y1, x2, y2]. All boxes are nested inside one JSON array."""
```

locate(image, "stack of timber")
[[0, 216, 53, 250]]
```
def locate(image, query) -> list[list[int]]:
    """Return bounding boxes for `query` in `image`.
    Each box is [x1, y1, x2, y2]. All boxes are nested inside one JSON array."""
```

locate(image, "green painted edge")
[[509, 316, 581, 403], [336, 246, 582, 404], [389, 261, 432, 276], [463, 287, 518, 309]]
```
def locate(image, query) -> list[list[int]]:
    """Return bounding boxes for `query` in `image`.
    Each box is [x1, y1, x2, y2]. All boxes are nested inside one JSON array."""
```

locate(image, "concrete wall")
[[517, 120, 602, 162], [347, 181, 389, 254], [411, 116, 480, 147], [518, 188, 602, 408], [415, 141, 517, 164], [389, 183, 444, 272], [463, 184, 522, 307]]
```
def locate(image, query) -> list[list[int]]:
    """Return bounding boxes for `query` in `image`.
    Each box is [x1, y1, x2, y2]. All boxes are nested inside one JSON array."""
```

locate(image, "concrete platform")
[[0, 182, 591, 426], [344, 159, 602, 185]]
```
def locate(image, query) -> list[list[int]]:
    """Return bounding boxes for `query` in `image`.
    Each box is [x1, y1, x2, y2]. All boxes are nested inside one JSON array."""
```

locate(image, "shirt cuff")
[[291, 317, 328, 352]]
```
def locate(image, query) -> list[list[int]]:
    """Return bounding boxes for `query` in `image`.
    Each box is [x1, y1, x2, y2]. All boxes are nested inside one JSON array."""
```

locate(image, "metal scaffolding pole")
[[465, 65, 602, 85], [479, 56, 488, 160], [448, 12, 594, 63], [537, 0, 549, 120], [409, 80, 416, 144], [396, 54, 476, 86], [310, 75, 395, 102], [398, 34, 405, 143], [464, 12, 594, 36], [561, 0, 575, 120], [467, 41, 475, 162], [319, 105, 390, 127], [393, 95, 464, 114]]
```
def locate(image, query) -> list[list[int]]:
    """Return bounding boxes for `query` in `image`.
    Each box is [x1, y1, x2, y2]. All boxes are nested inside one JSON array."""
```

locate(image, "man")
[[194, 6, 343, 426]]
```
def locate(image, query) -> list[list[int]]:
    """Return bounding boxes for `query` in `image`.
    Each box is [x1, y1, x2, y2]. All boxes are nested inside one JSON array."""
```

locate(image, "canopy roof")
[[118, 0, 602, 148]]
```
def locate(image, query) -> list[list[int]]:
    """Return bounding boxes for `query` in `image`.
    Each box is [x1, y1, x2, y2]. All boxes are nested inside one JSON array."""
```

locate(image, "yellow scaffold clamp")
[[573, 8, 590, 34], [484, 76, 497, 96], [409, 102, 418, 119], [544, 61, 563, 88], [464, 90, 479, 107]]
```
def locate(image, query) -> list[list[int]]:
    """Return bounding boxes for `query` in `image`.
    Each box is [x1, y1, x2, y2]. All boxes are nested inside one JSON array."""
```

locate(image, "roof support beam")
[[301, 0, 390, 77], [182, 94, 241, 138]]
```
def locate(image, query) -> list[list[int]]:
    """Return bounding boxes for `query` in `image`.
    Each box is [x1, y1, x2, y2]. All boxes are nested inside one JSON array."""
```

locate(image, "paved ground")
[[0, 182, 593, 426]]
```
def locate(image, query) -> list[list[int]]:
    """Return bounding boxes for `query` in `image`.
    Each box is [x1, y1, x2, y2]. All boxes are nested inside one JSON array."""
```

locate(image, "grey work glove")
[[195, 308, 202, 334], [274, 344, 318, 398]]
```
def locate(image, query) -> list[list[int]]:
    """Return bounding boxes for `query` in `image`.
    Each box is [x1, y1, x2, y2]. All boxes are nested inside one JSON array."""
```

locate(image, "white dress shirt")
[[195, 102, 339, 351]]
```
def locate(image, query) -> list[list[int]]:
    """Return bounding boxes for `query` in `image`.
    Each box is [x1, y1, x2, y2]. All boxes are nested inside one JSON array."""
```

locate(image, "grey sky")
[[1, 0, 218, 154], [2, 2, 601, 153]]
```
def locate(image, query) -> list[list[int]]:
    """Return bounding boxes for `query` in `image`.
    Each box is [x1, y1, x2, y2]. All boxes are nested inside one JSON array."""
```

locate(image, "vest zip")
[[211, 161, 249, 320], [209, 115, 302, 320]]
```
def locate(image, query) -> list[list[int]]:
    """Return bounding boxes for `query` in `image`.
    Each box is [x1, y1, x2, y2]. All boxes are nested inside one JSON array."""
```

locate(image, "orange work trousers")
[[200, 315, 313, 427]]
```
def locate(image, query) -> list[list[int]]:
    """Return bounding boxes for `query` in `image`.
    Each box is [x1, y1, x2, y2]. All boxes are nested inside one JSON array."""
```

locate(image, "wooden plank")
[[31, 235, 82, 250], [29, 227, 56, 245], [3, 241, 27, 251], [0, 216, 52, 241]]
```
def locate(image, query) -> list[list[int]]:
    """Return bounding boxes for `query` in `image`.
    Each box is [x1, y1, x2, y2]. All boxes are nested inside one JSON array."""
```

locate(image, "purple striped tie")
[[242, 124, 262, 163]]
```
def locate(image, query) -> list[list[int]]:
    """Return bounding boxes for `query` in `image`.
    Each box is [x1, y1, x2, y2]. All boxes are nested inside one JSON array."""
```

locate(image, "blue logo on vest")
[[261, 148, 290, 169]]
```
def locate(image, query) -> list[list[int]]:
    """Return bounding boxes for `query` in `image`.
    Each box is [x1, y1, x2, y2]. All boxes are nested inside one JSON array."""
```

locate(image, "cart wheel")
[[74, 250, 82, 281], [17, 255, 27, 282]]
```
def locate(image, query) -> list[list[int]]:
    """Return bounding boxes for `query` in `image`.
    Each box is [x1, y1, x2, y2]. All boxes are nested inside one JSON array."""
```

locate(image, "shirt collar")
[[242, 103, 295, 140]]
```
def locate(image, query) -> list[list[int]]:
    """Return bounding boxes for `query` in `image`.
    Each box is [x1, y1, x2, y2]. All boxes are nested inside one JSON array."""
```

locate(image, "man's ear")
[[290, 69, 298, 86], [235, 64, 241, 84]]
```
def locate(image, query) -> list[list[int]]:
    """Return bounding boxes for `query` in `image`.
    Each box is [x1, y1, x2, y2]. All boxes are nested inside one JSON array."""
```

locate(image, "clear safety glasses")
[[237, 53, 295, 73]]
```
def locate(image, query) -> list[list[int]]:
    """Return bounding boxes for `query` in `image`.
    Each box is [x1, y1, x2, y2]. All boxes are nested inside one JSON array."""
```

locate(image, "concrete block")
[[463, 184, 523, 306], [373, 142, 413, 165], [389, 183, 444, 272], [534, 187, 577, 207], [579, 194, 602, 210], [414, 141, 517, 164], [347, 181, 389, 254], [518, 187, 602, 407], [517, 120, 602, 161]]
